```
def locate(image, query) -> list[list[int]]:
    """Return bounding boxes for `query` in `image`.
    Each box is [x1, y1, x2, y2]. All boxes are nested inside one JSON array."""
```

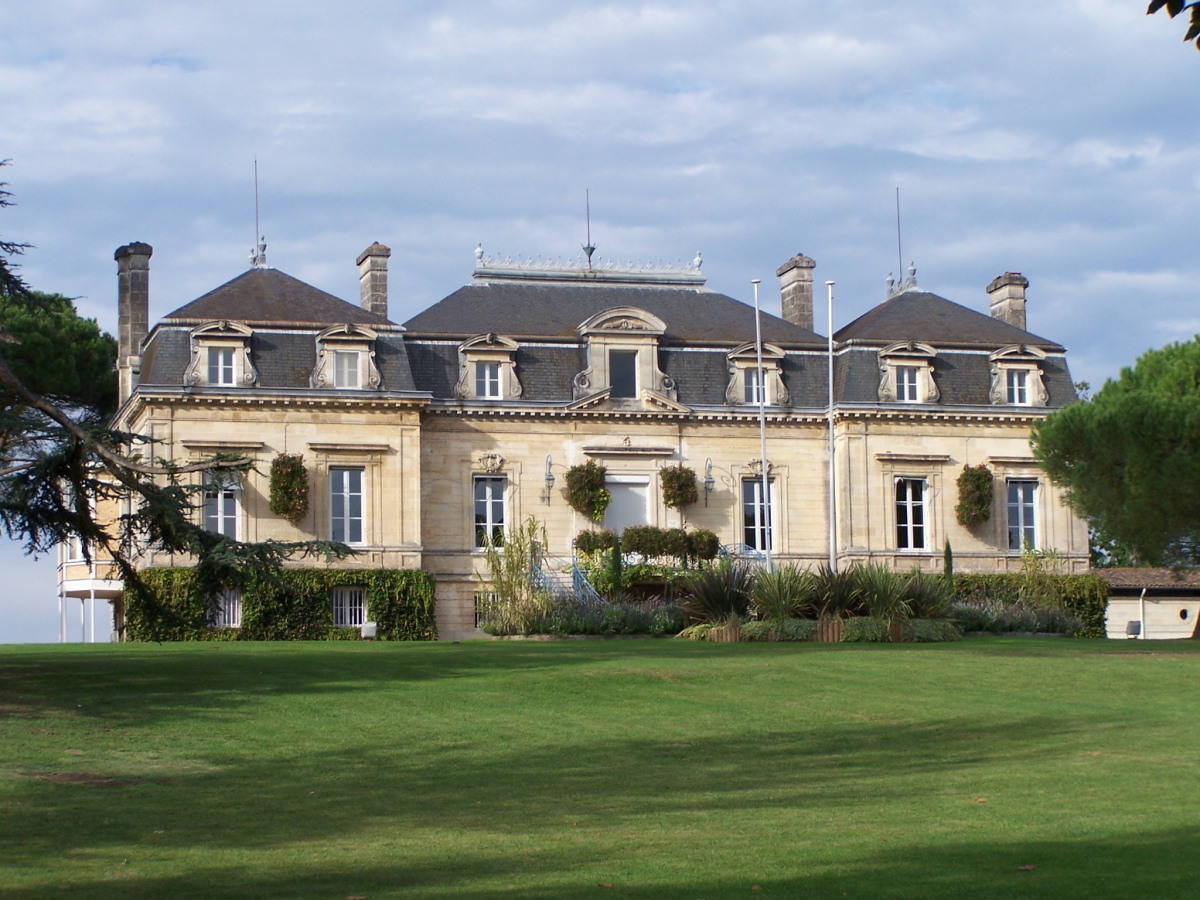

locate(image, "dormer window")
[[726, 343, 789, 408], [990, 345, 1048, 407], [878, 342, 939, 404], [185, 321, 257, 388], [312, 324, 381, 391], [571, 308, 681, 408], [455, 334, 522, 401]]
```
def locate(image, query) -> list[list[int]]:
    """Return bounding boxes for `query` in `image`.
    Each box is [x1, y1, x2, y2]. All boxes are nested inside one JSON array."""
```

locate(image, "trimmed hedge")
[[125, 567, 437, 642], [741, 618, 818, 642], [840, 616, 893, 643], [950, 573, 1108, 638]]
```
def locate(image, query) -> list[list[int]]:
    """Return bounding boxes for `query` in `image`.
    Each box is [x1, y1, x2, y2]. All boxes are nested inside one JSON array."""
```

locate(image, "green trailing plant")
[[660, 464, 699, 510], [564, 460, 610, 521], [269, 453, 310, 524], [476, 516, 552, 635], [751, 563, 815, 621], [740, 618, 818, 642], [955, 464, 994, 528], [124, 566, 436, 641], [574, 529, 617, 556], [677, 558, 754, 625]]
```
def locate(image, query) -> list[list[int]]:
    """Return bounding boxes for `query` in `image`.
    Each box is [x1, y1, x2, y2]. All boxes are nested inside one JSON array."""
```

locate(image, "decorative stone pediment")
[[455, 333, 522, 400], [577, 307, 667, 336], [311, 324, 381, 390], [989, 344, 1048, 406], [726, 342, 789, 406], [572, 306, 676, 407], [184, 320, 257, 387], [878, 341, 939, 403]]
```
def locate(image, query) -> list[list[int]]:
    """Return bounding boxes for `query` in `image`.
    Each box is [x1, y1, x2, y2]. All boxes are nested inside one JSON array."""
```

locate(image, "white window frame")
[[473, 475, 507, 549], [209, 588, 242, 629], [332, 586, 366, 627], [475, 361, 501, 399], [744, 367, 766, 405], [185, 322, 257, 388], [895, 477, 927, 551], [207, 347, 235, 386], [329, 467, 365, 545], [896, 366, 920, 402], [312, 325, 381, 391], [334, 350, 361, 389], [1007, 479, 1038, 552], [742, 477, 775, 552], [1006, 369, 1029, 405], [989, 345, 1049, 407], [203, 473, 240, 539]]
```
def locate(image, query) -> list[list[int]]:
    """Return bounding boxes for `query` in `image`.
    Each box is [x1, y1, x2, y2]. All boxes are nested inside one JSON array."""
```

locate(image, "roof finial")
[[907, 260, 917, 289], [582, 189, 596, 269], [886, 272, 895, 297]]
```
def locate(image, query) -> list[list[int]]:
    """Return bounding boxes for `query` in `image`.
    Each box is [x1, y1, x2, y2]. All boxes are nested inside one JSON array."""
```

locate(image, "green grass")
[[2, 639, 1198, 899]]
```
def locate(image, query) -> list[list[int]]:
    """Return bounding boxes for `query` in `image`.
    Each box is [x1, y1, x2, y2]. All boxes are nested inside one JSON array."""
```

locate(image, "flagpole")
[[752, 279, 771, 569], [827, 280, 837, 572]]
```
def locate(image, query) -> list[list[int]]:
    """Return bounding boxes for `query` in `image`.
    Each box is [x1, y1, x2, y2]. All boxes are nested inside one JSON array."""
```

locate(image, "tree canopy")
[[1032, 337, 1200, 567], [1149, 0, 1200, 50]]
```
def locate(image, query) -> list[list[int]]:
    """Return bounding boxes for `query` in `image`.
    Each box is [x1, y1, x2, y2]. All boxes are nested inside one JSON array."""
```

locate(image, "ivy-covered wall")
[[125, 568, 437, 642]]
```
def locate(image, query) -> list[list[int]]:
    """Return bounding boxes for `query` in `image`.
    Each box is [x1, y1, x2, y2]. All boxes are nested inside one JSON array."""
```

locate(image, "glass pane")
[[610, 351, 637, 398]]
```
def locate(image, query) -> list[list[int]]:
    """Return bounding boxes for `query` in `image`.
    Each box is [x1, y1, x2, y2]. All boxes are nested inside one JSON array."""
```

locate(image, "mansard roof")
[[162, 267, 392, 328], [835, 289, 1064, 352], [403, 281, 826, 347]]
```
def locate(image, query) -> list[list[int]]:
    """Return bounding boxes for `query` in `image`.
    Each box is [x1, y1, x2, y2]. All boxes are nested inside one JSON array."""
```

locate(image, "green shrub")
[[575, 529, 617, 555], [904, 569, 954, 619], [688, 529, 720, 560], [678, 559, 754, 625], [840, 616, 893, 642], [903, 619, 963, 642], [741, 618, 817, 642], [752, 564, 815, 620], [662, 528, 691, 559], [621, 525, 666, 558], [812, 564, 863, 619], [660, 464, 699, 510], [676, 623, 714, 641], [948, 571, 1108, 638], [125, 567, 436, 642]]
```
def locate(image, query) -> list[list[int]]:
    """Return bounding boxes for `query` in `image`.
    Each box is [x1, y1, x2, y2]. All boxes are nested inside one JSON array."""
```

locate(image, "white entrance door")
[[604, 478, 649, 534]]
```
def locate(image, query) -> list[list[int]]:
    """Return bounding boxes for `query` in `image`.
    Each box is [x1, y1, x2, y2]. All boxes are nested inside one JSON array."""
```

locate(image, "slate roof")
[[835, 289, 1064, 351], [162, 267, 392, 328], [402, 282, 825, 347]]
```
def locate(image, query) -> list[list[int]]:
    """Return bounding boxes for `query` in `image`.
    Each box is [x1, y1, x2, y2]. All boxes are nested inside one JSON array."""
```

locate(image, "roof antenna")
[[250, 159, 267, 268], [582, 189, 596, 269], [895, 186, 903, 277]]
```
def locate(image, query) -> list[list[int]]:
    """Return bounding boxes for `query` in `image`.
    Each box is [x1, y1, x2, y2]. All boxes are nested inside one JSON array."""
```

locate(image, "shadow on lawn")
[[1, 825, 1195, 899]]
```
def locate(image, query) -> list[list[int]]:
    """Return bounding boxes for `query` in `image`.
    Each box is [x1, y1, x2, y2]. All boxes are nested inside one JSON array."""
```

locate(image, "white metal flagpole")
[[827, 280, 837, 572], [752, 279, 771, 569]]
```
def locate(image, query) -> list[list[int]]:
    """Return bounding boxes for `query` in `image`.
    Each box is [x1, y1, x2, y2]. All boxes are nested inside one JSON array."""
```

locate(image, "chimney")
[[115, 242, 152, 404], [357, 242, 391, 319], [987, 272, 1029, 331], [776, 253, 817, 331]]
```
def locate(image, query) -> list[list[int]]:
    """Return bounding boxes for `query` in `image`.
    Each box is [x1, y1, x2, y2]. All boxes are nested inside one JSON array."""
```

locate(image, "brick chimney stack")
[[776, 253, 817, 332], [357, 242, 391, 319], [986, 272, 1029, 331], [115, 242, 152, 404]]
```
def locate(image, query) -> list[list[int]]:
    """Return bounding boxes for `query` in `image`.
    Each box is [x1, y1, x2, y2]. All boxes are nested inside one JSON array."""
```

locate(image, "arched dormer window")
[[184, 321, 257, 388], [725, 342, 789, 407], [989, 344, 1048, 407], [878, 341, 939, 404], [572, 307, 678, 404], [455, 333, 522, 401], [312, 324, 381, 391]]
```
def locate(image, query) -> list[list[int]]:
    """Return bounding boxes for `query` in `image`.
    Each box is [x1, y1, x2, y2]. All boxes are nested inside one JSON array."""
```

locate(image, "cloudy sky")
[[3, 1, 1198, 642]]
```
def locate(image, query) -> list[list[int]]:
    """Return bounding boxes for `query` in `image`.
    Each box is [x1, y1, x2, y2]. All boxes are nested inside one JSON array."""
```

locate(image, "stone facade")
[[61, 241, 1089, 640]]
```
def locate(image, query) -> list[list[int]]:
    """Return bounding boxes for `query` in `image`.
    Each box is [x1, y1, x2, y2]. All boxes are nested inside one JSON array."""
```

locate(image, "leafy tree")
[[1032, 337, 1200, 566], [1149, 0, 1200, 50], [0, 165, 348, 621]]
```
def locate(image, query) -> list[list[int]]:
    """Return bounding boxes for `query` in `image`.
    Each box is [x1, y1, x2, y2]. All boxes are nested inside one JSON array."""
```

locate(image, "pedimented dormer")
[[184, 321, 257, 388], [878, 341, 939, 404], [572, 307, 679, 405], [726, 342, 789, 406], [989, 344, 1048, 407], [455, 333, 523, 400], [312, 324, 382, 390]]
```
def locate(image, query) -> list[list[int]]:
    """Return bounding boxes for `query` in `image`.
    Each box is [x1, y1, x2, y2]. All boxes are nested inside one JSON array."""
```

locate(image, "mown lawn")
[[1, 638, 1198, 899]]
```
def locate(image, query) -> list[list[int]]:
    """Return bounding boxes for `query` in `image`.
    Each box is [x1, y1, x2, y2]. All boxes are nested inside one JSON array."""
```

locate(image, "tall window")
[[745, 367, 766, 404], [609, 350, 638, 398], [330, 467, 364, 544], [207, 347, 235, 386], [895, 478, 926, 550], [334, 350, 361, 389], [474, 476, 506, 548], [208, 588, 242, 629], [1007, 369, 1029, 405], [896, 366, 919, 402], [742, 478, 774, 552], [475, 361, 501, 399], [203, 474, 239, 538], [332, 586, 366, 627], [1007, 480, 1037, 551]]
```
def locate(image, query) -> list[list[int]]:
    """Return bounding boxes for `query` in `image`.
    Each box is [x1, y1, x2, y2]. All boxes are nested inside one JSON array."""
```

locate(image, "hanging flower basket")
[[660, 464, 699, 510], [269, 453, 310, 525], [564, 460, 610, 521]]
